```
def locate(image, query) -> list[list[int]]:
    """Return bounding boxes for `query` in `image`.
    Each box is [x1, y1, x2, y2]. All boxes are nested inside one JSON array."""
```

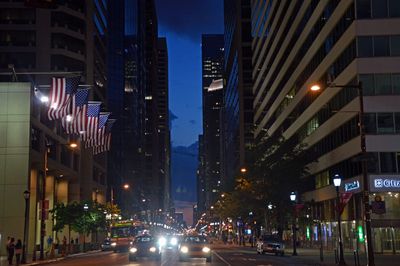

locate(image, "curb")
[[25, 250, 102, 265]]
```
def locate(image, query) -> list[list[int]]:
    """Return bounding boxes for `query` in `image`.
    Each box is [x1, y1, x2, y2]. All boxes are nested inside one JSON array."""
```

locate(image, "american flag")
[[82, 102, 101, 141], [61, 88, 89, 134], [47, 76, 80, 120], [85, 112, 110, 148], [93, 119, 115, 154]]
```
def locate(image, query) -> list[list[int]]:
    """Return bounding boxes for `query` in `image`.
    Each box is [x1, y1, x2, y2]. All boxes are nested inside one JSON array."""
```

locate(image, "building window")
[[395, 113, 400, 133], [391, 36, 400, 56], [358, 37, 373, 57], [374, 74, 392, 94], [380, 152, 397, 173], [356, 0, 372, 19], [389, 0, 400, 17], [374, 36, 390, 56], [372, 0, 388, 18], [377, 113, 395, 133], [359, 74, 374, 95], [364, 113, 377, 134]]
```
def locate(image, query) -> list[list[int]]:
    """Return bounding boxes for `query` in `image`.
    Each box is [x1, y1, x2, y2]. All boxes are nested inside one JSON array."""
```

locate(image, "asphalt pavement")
[[2, 243, 400, 266]]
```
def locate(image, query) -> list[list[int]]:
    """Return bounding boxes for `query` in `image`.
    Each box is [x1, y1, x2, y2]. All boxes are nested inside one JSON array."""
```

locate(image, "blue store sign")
[[370, 175, 400, 192]]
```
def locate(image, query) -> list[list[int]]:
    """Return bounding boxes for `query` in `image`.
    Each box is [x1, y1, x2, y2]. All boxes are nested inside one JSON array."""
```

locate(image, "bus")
[[110, 220, 145, 252]]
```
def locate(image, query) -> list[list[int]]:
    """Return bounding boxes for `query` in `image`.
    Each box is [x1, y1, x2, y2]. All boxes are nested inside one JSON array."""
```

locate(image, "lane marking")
[[213, 251, 232, 266]]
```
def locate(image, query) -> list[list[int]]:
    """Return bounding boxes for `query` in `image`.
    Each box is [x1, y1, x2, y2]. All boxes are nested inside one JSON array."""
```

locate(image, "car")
[[128, 235, 161, 261], [179, 235, 212, 262], [158, 234, 180, 251], [256, 235, 285, 256], [101, 238, 112, 251]]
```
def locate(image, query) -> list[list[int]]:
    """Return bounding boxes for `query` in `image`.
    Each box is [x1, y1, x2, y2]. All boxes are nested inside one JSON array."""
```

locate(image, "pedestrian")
[[45, 235, 53, 257], [7, 237, 15, 265], [5, 236, 10, 259], [62, 236, 67, 256], [15, 239, 22, 266]]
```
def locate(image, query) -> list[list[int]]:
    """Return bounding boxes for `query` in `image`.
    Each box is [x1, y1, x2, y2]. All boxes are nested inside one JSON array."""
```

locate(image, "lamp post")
[[333, 174, 346, 265], [310, 82, 374, 265], [290, 192, 298, 256], [21, 190, 30, 264]]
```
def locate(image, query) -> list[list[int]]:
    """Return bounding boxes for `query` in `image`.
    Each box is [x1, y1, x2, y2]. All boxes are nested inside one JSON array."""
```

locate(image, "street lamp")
[[310, 81, 375, 265], [21, 190, 30, 264], [240, 167, 247, 173], [290, 192, 298, 256], [333, 174, 346, 265]]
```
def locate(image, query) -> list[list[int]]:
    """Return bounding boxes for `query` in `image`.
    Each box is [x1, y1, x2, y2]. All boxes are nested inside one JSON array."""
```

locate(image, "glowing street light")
[[240, 167, 247, 173]]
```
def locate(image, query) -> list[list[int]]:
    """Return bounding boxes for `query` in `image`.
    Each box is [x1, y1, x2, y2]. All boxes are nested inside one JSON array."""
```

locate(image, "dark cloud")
[[156, 0, 223, 41], [189, 119, 196, 125]]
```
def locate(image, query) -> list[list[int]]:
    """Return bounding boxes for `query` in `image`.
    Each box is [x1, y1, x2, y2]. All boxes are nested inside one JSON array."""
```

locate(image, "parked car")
[[256, 235, 285, 256], [101, 238, 113, 251]]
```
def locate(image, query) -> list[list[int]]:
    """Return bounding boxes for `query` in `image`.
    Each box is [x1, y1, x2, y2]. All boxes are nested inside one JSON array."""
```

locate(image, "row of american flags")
[[47, 76, 115, 154]]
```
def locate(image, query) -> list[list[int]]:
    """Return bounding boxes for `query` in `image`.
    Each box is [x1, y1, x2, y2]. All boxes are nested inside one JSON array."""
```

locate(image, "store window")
[[358, 37, 373, 57], [372, 0, 388, 18], [391, 36, 400, 56], [377, 113, 395, 133], [374, 36, 390, 56], [375, 74, 392, 94], [380, 152, 397, 173]]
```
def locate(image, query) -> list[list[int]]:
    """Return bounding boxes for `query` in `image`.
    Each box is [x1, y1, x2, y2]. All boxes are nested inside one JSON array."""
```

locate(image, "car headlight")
[[129, 247, 137, 253], [149, 247, 157, 253], [180, 246, 188, 253], [202, 247, 210, 253], [170, 237, 178, 246], [111, 243, 117, 247], [158, 237, 166, 247]]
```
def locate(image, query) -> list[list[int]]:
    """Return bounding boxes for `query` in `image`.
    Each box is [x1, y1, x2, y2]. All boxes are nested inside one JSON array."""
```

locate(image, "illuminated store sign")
[[370, 175, 400, 192], [344, 181, 360, 192]]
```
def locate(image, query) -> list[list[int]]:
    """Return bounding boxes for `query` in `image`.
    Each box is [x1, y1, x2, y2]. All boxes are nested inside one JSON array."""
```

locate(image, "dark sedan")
[[128, 235, 161, 261]]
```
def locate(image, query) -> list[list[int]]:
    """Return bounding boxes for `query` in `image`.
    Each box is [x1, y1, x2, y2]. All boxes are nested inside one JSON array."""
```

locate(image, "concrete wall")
[[0, 83, 31, 256]]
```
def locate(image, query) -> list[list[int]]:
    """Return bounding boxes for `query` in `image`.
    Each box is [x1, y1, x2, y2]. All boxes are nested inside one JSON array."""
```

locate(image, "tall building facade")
[[252, 0, 400, 253], [0, 0, 108, 257], [107, 0, 170, 217], [157, 37, 171, 212], [137, 0, 170, 215], [201, 35, 224, 210], [222, 0, 253, 190]]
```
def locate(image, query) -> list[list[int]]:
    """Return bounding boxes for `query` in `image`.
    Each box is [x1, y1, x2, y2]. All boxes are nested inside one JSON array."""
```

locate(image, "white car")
[[256, 235, 285, 256]]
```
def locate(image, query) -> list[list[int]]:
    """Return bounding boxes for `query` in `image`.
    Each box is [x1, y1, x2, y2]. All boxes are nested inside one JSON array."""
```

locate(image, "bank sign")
[[370, 175, 400, 192]]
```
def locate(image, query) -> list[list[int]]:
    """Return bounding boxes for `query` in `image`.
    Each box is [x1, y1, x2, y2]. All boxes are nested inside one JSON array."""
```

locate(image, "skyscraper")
[[200, 35, 224, 211], [222, 0, 253, 190], [157, 37, 172, 212], [0, 0, 108, 257], [252, 0, 400, 254]]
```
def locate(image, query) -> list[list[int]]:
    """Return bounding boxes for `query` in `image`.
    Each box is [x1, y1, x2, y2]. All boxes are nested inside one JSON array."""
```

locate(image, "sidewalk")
[[212, 240, 400, 266], [0, 250, 101, 266]]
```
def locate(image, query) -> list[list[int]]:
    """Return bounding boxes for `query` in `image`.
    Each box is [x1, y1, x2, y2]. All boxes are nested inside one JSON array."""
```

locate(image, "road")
[[43, 246, 324, 266]]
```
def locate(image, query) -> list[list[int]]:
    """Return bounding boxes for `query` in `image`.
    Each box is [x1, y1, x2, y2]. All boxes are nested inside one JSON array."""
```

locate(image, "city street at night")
[[2, 1, 400, 266]]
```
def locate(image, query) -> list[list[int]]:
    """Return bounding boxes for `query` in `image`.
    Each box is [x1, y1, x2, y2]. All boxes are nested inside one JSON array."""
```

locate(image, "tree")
[[51, 201, 108, 248], [215, 133, 313, 238]]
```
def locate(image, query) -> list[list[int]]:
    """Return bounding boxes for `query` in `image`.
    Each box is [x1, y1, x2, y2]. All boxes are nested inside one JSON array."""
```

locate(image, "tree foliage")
[[50, 201, 108, 236], [215, 133, 313, 234]]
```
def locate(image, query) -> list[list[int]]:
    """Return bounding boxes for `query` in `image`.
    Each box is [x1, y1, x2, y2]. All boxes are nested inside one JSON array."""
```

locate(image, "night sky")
[[155, 0, 224, 147]]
